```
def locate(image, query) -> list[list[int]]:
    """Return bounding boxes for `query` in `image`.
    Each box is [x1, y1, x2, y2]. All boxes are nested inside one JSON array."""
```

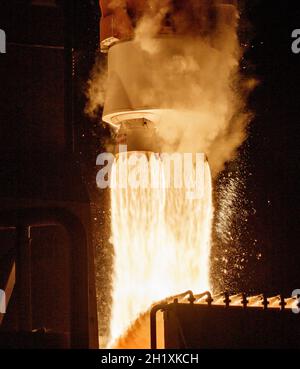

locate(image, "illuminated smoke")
[[86, 1, 253, 175], [133, 2, 251, 175]]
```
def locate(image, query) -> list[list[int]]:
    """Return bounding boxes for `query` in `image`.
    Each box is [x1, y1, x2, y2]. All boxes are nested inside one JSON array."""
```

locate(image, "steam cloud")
[[86, 0, 254, 176]]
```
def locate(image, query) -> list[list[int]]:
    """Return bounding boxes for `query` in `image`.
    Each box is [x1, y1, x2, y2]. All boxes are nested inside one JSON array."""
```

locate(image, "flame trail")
[[86, 1, 253, 347], [108, 152, 213, 346]]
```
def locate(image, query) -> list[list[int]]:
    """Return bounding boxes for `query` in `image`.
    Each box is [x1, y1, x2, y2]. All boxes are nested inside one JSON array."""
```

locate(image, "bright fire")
[[108, 152, 213, 346]]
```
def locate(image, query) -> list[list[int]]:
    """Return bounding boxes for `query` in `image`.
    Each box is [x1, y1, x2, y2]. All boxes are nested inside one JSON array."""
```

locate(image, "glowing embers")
[[108, 152, 213, 346]]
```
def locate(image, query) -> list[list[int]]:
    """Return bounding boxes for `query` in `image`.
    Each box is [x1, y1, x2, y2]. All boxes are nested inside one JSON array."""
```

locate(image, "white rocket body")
[[100, 2, 237, 151]]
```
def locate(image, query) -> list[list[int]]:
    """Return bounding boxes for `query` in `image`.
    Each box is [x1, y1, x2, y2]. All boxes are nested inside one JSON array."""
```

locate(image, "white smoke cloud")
[[131, 3, 252, 175], [85, 57, 107, 118], [86, 0, 253, 176]]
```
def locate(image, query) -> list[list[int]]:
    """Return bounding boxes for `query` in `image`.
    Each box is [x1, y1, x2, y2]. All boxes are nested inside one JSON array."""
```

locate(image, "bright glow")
[[108, 152, 213, 345]]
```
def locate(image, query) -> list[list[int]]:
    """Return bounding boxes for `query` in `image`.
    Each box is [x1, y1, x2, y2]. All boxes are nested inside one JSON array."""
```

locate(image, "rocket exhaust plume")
[[109, 152, 213, 346], [86, 0, 253, 347]]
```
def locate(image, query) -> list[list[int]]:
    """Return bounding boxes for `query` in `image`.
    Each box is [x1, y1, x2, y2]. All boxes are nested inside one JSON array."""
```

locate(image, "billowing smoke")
[[132, 1, 252, 175], [85, 56, 107, 119], [86, 0, 253, 176]]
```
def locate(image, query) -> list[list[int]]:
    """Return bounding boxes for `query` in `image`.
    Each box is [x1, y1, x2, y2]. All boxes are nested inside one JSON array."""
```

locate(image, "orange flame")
[[107, 152, 213, 347]]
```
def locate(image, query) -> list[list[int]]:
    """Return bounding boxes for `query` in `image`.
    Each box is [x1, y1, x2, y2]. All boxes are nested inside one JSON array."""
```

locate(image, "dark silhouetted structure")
[[0, 0, 99, 348]]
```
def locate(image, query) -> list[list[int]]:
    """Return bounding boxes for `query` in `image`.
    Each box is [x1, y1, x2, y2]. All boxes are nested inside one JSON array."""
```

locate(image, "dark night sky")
[[236, 0, 300, 294]]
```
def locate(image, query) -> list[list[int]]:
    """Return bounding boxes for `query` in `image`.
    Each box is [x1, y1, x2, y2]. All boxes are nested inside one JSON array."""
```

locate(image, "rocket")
[[98, 0, 238, 153]]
